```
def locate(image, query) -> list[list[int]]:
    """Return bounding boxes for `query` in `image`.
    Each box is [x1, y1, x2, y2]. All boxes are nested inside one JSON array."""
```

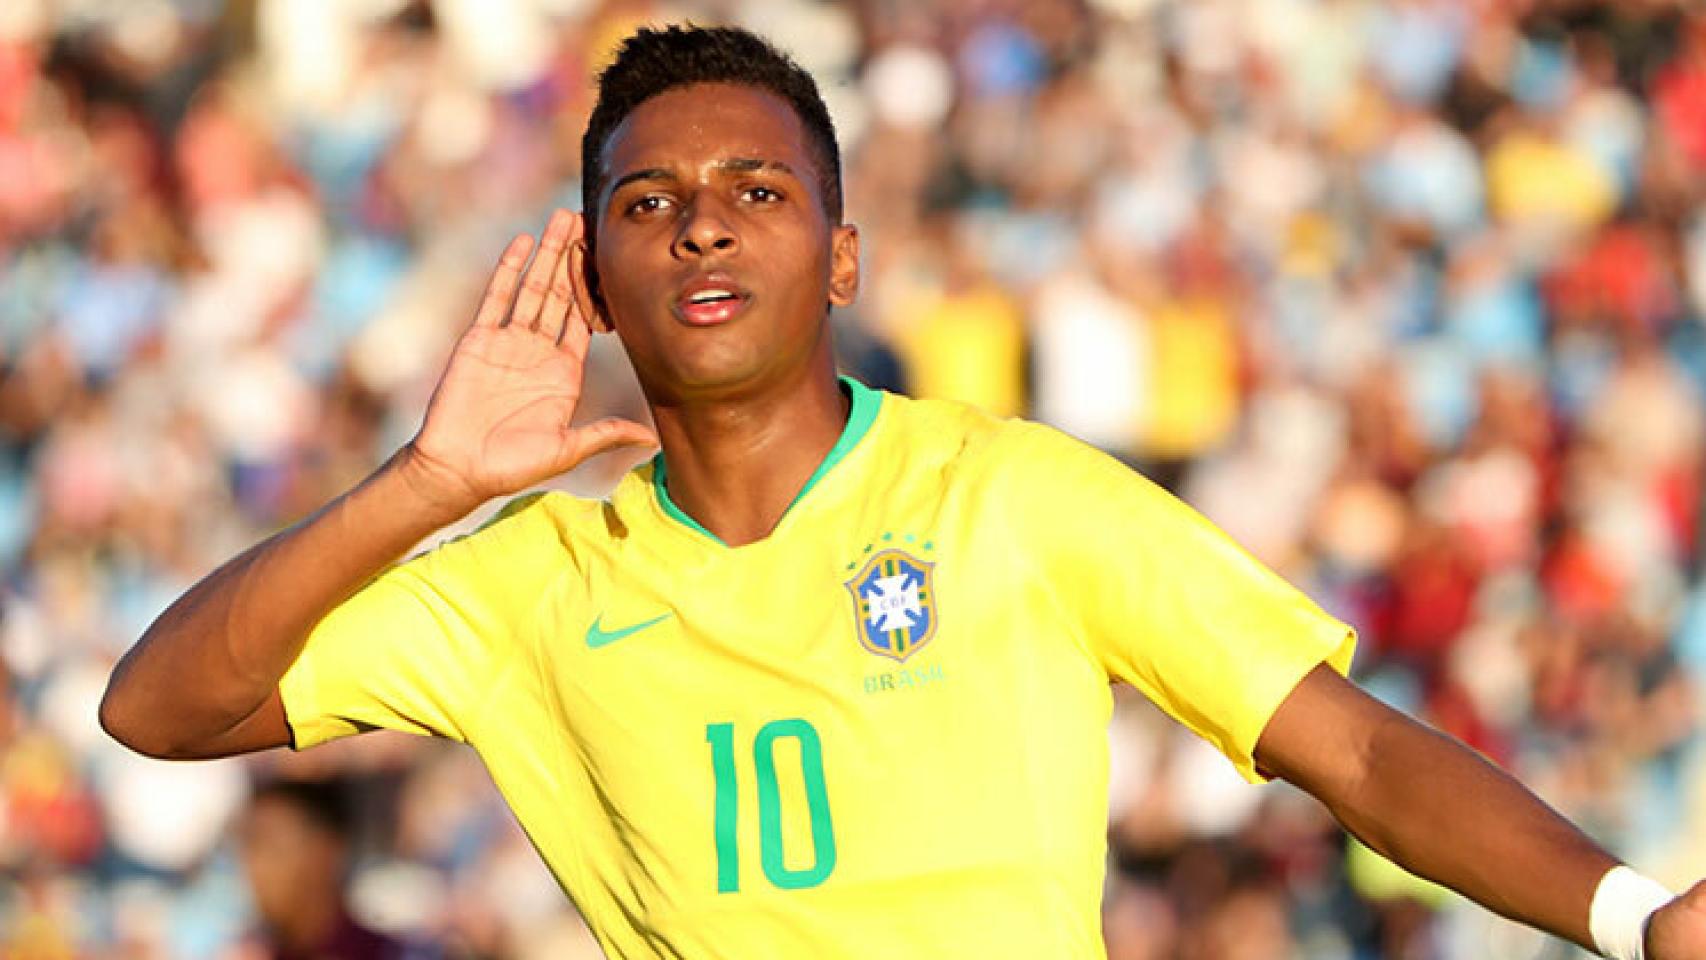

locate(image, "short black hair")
[[580, 25, 843, 230], [251, 777, 354, 840]]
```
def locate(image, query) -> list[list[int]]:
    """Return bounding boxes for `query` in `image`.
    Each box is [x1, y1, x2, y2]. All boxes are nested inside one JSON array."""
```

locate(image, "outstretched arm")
[[100, 211, 653, 760], [1255, 663, 1703, 958]]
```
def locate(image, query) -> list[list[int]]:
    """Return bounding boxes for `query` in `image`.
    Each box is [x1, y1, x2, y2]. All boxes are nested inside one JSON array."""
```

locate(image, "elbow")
[[97, 681, 146, 755], [100, 664, 286, 760], [98, 677, 178, 760]]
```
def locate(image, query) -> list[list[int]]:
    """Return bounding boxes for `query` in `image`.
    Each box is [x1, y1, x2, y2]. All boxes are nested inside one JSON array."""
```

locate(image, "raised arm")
[[1255, 663, 1705, 959], [100, 211, 654, 760]]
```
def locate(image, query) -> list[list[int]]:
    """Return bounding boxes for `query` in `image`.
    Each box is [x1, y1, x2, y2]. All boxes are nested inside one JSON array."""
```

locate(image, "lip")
[[672, 273, 752, 327]]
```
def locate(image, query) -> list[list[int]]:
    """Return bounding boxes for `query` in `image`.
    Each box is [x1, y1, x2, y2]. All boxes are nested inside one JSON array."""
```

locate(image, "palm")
[[409, 211, 654, 508], [420, 325, 591, 496]]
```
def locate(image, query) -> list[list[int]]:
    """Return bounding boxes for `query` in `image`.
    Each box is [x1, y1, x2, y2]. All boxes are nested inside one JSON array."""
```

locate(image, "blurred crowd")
[[2, 0, 1704, 957]]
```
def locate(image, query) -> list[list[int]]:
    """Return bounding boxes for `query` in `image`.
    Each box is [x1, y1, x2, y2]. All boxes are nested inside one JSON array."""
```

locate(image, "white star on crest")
[[864, 574, 923, 633]]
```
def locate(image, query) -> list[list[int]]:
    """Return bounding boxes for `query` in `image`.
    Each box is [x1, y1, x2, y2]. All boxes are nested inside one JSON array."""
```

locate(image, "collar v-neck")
[[650, 376, 883, 546]]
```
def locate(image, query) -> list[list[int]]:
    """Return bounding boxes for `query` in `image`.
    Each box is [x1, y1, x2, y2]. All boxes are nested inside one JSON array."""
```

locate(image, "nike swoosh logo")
[[586, 613, 673, 649]]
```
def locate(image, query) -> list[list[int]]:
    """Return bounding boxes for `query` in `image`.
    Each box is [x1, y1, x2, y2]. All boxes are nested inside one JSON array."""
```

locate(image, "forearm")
[[1258, 666, 1618, 952], [100, 445, 477, 757], [1331, 714, 1614, 948], [101, 210, 653, 758]]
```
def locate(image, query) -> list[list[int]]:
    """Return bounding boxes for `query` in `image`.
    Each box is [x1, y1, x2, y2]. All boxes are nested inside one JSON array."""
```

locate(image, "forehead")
[[600, 83, 815, 181]]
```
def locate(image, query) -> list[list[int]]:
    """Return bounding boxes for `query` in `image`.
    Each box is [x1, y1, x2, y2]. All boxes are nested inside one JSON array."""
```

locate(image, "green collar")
[[652, 377, 883, 545]]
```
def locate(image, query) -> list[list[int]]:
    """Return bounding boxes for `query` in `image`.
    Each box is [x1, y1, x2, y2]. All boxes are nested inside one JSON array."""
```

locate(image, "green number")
[[705, 723, 741, 893], [705, 718, 837, 893], [753, 718, 837, 889]]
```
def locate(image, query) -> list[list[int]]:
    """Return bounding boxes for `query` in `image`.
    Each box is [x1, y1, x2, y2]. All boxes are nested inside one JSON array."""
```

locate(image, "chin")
[[645, 350, 775, 400]]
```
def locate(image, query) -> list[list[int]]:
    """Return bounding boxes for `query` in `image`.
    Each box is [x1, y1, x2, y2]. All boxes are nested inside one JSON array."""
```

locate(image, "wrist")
[[388, 442, 486, 526], [1591, 865, 1674, 960]]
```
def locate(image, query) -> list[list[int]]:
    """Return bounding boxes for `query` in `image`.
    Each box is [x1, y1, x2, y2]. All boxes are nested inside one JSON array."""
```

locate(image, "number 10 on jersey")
[[705, 719, 837, 892]]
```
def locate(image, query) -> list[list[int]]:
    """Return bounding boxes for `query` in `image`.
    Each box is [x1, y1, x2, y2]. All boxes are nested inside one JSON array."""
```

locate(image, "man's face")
[[238, 796, 344, 929], [585, 83, 858, 403]]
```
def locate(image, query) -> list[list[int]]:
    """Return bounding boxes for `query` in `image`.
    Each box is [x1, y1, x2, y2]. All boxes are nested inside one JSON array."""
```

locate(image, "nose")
[[671, 198, 740, 260]]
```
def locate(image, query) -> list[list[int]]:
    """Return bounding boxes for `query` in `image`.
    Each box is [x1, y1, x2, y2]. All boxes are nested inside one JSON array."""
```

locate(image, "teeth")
[[689, 289, 735, 304]]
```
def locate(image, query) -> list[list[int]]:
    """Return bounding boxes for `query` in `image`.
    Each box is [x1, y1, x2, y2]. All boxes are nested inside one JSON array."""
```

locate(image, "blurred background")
[[2, 0, 1704, 956]]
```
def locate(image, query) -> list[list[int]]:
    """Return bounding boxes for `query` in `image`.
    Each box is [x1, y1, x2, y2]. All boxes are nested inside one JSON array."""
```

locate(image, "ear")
[[570, 238, 614, 333], [827, 223, 860, 308]]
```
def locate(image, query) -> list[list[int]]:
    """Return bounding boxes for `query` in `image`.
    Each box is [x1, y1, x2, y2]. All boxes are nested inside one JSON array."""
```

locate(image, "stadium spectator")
[[236, 778, 410, 960]]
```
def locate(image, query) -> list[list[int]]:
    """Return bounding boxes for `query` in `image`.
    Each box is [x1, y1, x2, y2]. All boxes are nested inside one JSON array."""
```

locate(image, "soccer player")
[[102, 25, 1702, 960]]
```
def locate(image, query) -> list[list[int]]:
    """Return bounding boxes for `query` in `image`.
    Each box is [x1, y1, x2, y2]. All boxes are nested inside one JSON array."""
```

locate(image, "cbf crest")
[[845, 548, 937, 661]]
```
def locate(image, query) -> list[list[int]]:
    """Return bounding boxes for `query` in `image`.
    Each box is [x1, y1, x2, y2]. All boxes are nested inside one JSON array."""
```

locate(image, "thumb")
[[565, 417, 659, 464]]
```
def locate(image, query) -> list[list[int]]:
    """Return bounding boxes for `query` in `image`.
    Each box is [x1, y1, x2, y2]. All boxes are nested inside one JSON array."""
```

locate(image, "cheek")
[[243, 844, 299, 906], [595, 236, 662, 304], [784, 246, 836, 309]]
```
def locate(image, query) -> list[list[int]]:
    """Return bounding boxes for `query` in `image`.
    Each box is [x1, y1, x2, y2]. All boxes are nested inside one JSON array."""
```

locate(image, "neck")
[[650, 365, 849, 546]]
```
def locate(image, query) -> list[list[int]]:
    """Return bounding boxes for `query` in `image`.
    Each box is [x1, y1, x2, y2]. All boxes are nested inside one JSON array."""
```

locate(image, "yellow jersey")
[[280, 378, 1354, 960]]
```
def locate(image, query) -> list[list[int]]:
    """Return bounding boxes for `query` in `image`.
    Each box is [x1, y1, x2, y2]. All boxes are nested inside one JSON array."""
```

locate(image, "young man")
[[102, 25, 1702, 960]]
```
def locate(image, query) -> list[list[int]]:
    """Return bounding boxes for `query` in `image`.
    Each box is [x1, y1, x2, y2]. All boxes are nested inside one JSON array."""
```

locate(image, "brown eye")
[[627, 195, 673, 215]]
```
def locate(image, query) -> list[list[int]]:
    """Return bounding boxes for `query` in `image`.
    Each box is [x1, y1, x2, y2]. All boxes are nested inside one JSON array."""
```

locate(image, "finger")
[[474, 235, 533, 328], [539, 216, 583, 344], [511, 209, 573, 331]]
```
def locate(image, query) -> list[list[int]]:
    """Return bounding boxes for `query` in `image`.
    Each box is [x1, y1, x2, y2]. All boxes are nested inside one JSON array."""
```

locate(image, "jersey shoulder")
[[484, 489, 606, 530], [873, 390, 1059, 466], [462, 488, 616, 563], [876, 390, 1114, 488]]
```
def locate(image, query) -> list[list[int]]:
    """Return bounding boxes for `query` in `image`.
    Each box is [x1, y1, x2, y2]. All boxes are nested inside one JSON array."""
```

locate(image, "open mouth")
[[675, 277, 751, 326]]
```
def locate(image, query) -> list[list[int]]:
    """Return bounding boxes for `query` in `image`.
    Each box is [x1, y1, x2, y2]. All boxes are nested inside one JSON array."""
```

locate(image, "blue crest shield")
[[845, 549, 937, 662]]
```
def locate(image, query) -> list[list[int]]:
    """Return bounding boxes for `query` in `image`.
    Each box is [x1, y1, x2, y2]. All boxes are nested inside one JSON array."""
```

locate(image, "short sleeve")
[[278, 495, 557, 750], [999, 424, 1355, 782]]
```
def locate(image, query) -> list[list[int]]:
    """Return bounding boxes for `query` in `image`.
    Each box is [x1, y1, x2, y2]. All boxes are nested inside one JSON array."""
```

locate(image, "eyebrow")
[[607, 158, 798, 196], [607, 167, 673, 195], [718, 157, 796, 177]]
